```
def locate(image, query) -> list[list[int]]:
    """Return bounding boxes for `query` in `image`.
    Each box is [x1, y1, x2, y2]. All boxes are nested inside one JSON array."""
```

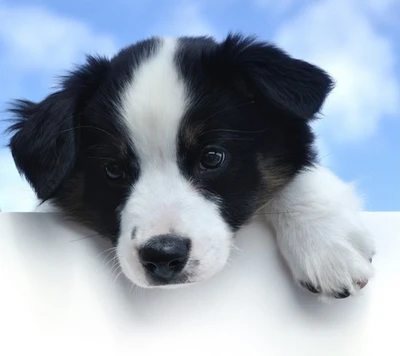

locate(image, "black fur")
[[176, 34, 333, 230], [215, 34, 334, 118], [5, 33, 333, 242], [7, 38, 160, 241]]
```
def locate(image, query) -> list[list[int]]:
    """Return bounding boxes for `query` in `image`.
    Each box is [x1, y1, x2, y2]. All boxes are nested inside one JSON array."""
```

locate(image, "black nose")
[[139, 235, 190, 280]]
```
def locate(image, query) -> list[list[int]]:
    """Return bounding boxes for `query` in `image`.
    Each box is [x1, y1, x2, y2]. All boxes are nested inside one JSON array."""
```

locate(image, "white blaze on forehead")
[[116, 37, 233, 287], [120, 37, 187, 164]]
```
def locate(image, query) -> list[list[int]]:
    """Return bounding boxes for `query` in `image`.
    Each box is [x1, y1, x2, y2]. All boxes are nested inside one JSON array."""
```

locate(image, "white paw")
[[265, 165, 376, 301], [280, 210, 375, 301], [294, 229, 374, 301]]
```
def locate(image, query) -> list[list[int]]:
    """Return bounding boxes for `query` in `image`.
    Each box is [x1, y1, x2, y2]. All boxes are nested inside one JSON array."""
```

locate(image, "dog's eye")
[[104, 163, 125, 180], [200, 148, 226, 170]]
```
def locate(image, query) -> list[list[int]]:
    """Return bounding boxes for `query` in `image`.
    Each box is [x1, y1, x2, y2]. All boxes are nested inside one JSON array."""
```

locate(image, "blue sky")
[[0, 0, 399, 211]]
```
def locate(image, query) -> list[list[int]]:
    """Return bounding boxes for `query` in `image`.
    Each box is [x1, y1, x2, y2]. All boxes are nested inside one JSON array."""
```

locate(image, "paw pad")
[[357, 280, 368, 289]]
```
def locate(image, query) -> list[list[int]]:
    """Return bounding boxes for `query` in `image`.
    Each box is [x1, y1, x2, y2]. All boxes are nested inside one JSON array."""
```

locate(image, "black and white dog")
[[6, 34, 374, 300]]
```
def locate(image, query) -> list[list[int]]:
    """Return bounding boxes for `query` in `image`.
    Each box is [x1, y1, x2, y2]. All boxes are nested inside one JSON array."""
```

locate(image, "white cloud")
[[253, 0, 296, 14], [364, 0, 400, 20], [272, 0, 400, 143], [0, 4, 117, 71], [0, 4, 118, 211], [153, 1, 217, 37], [0, 149, 38, 212], [0, 3, 118, 101]]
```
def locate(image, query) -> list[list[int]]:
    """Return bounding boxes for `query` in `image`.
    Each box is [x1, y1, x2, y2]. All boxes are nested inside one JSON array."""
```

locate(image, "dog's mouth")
[[120, 254, 224, 289], [142, 259, 201, 288], [146, 274, 191, 288]]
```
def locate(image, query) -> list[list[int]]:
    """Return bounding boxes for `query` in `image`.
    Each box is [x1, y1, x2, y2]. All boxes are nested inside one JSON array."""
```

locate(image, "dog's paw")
[[265, 165, 376, 301], [286, 217, 375, 301]]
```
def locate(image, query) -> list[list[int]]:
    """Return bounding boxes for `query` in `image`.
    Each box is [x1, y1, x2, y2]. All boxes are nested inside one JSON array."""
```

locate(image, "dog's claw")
[[300, 281, 320, 294], [333, 289, 351, 299]]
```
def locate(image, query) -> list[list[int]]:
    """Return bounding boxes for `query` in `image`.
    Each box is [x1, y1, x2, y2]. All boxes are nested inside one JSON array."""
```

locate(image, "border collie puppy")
[[6, 34, 374, 300]]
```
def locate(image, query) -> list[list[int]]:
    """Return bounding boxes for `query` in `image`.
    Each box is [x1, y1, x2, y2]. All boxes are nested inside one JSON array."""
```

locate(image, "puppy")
[[6, 34, 374, 300]]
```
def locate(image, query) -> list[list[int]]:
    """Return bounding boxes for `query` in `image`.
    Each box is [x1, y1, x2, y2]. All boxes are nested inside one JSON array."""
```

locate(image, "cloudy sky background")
[[0, 0, 399, 211]]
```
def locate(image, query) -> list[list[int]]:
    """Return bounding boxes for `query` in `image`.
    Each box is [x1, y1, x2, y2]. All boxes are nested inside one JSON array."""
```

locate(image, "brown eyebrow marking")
[[180, 100, 258, 148], [181, 120, 204, 148]]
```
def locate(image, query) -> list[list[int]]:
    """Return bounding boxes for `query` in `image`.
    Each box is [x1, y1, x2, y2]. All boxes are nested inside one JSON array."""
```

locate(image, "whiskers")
[[69, 232, 103, 242], [100, 247, 118, 266], [230, 243, 244, 256], [99, 247, 126, 288], [224, 241, 244, 268]]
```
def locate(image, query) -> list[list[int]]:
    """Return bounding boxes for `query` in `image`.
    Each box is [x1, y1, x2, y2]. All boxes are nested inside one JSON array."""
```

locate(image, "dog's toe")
[[300, 281, 320, 294], [333, 288, 351, 299]]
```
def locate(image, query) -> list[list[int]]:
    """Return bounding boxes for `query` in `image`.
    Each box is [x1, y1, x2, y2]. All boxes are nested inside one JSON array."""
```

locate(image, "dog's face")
[[7, 34, 333, 288]]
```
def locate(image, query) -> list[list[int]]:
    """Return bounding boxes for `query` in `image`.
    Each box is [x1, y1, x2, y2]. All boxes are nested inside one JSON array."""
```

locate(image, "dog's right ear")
[[206, 33, 334, 119], [6, 55, 110, 201]]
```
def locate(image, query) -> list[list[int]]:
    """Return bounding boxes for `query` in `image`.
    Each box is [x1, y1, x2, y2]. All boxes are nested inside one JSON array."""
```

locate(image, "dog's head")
[[6, 34, 333, 287]]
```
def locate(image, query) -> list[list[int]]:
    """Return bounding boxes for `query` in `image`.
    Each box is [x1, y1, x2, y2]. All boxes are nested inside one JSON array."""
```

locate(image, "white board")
[[0, 212, 399, 356]]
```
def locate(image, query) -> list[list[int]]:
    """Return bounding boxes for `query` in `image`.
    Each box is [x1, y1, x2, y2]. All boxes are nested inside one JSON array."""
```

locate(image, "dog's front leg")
[[264, 165, 375, 300]]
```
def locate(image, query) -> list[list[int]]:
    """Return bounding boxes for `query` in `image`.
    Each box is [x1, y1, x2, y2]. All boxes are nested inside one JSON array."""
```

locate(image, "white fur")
[[264, 165, 375, 301], [33, 38, 375, 298], [116, 38, 232, 287]]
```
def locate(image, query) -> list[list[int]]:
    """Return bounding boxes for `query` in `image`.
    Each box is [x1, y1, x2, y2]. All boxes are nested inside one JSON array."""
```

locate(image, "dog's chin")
[[127, 276, 197, 289], [143, 281, 197, 290], [124, 266, 224, 289]]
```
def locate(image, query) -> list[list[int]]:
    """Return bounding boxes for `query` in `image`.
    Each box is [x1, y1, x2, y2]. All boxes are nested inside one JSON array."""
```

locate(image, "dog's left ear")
[[6, 55, 110, 201], [209, 33, 334, 119], [7, 94, 77, 201]]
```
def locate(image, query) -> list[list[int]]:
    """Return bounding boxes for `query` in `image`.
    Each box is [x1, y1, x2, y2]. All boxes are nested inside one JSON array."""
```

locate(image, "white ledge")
[[0, 212, 399, 356]]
